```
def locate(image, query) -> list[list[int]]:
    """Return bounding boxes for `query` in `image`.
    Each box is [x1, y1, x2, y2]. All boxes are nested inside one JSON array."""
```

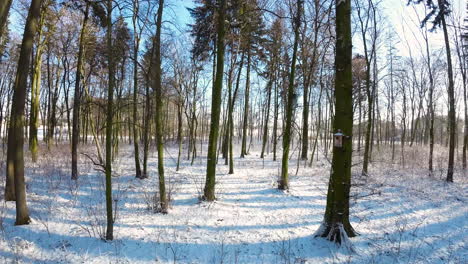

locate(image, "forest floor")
[[0, 142, 467, 263]]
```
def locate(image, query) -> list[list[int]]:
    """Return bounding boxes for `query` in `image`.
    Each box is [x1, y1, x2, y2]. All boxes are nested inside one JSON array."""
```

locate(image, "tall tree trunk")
[[0, 0, 12, 40], [279, 0, 302, 190], [5, 0, 42, 224], [438, 0, 456, 182], [152, 0, 168, 212], [105, 0, 114, 240], [203, 0, 226, 201], [260, 78, 273, 159], [315, 0, 356, 244], [272, 71, 279, 161], [132, 0, 142, 178], [29, 10, 46, 163], [71, 2, 89, 180], [240, 51, 251, 158]]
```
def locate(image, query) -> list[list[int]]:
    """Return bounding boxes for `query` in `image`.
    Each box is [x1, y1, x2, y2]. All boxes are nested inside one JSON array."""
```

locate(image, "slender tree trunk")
[[71, 2, 89, 180], [260, 78, 273, 158], [240, 51, 251, 158], [272, 72, 279, 161], [438, 0, 456, 182], [203, 0, 226, 201], [105, 0, 114, 240], [279, 0, 302, 190], [132, 0, 142, 178], [29, 11, 46, 163], [152, 0, 168, 212]]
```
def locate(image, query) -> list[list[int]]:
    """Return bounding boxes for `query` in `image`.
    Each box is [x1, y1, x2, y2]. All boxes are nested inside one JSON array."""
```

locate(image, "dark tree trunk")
[[203, 0, 226, 201], [132, 0, 142, 178], [438, 0, 456, 182], [279, 0, 302, 190], [71, 2, 89, 180], [105, 0, 114, 240], [240, 51, 251, 158], [0, 0, 12, 40], [315, 0, 356, 244], [6, 0, 42, 224]]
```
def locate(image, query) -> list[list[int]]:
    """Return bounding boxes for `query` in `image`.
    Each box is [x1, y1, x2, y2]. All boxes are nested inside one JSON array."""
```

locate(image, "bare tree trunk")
[[203, 0, 226, 201], [71, 2, 89, 180], [279, 0, 302, 190], [152, 0, 168, 212], [6, 0, 42, 224], [438, 0, 456, 182], [132, 0, 142, 178], [105, 0, 114, 240], [0, 0, 12, 40], [315, 0, 356, 244], [240, 51, 251, 158]]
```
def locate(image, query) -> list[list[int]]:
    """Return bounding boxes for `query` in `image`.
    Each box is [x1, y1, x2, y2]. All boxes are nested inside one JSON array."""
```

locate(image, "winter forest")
[[0, 0, 467, 263]]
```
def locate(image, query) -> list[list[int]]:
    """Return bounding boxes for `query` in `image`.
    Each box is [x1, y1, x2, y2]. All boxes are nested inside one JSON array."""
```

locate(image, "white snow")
[[0, 143, 466, 263]]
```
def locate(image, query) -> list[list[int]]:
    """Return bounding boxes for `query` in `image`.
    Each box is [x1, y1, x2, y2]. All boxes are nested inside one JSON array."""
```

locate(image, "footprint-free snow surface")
[[0, 144, 467, 263]]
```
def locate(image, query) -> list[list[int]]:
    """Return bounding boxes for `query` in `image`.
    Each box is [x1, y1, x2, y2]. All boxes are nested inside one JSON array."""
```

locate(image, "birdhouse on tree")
[[334, 130, 344, 148]]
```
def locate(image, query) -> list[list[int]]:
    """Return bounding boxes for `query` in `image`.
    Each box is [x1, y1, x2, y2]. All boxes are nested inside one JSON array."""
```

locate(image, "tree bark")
[[105, 0, 114, 240], [240, 51, 251, 158], [0, 0, 12, 40], [132, 0, 142, 178], [438, 0, 456, 182], [6, 0, 42, 224], [71, 2, 89, 180], [152, 0, 168, 212], [315, 0, 356, 244], [279, 0, 302, 190], [203, 0, 226, 201]]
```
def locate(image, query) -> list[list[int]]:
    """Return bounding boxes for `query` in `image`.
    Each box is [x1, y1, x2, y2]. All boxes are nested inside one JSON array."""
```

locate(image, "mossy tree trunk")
[[203, 0, 226, 201], [315, 0, 357, 245], [6, 0, 42, 224], [152, 0, 168, 212], [29, 9, 46, 163], [279, 0, 302, 190]]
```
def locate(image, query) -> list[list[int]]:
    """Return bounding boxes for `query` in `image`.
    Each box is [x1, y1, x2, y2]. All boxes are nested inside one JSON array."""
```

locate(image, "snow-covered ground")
[[0, 142, 466, 263]]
